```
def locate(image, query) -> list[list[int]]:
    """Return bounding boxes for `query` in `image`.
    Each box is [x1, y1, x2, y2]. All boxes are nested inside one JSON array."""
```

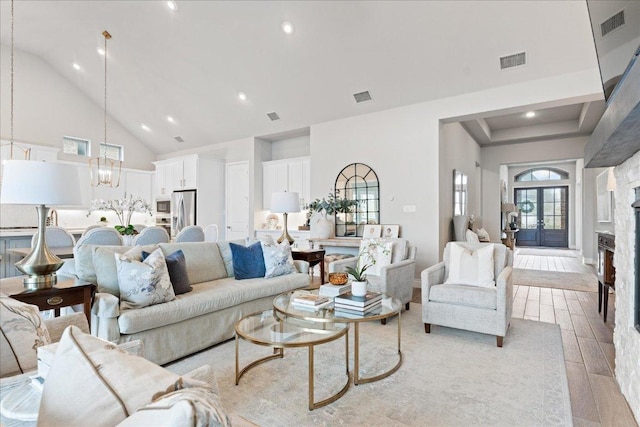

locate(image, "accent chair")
[[175, 225, 205, 243]]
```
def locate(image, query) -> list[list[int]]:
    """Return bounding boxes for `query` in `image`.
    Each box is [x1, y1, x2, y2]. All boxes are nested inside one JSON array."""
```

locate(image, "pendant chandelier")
[[89, 30, 122, 187], [1, 0, 31, 160]]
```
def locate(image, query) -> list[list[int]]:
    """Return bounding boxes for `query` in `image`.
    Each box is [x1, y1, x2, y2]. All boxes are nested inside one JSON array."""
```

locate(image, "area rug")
[[166, 305, 572, 426], [514, 268, 598, 292]]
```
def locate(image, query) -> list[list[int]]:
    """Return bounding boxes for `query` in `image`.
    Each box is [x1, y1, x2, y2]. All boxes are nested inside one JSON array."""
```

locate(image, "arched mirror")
[[334, 163, 380, 237]]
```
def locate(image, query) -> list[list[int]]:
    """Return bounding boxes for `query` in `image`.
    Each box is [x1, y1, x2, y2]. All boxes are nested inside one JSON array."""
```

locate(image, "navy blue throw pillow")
[[229, 242, 266, 280], [142, 249, 192, 295]]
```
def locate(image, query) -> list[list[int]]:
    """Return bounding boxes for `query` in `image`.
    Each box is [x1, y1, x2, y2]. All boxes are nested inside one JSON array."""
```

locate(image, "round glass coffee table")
[[273, 290, 402, 385], [235, 310, 350, 410]]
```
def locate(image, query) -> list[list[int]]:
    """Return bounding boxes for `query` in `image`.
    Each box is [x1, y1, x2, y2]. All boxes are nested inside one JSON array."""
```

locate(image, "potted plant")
[[307, 192, 359, 238], [345, 262, 369, 296], [88, 193, 152, 244]]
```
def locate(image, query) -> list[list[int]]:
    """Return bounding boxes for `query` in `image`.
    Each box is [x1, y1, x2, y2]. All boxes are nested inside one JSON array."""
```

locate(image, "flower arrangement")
[[88, 193, 152, 234], [305, 192, 359, 223]]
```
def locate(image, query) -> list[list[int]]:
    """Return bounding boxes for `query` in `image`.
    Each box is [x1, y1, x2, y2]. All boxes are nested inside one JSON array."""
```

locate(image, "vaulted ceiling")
[[0, 1, 613, 154]]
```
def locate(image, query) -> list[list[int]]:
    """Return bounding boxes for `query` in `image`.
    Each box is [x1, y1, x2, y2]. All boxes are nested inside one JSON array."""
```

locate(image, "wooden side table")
[[292, 249, 325, 281], [0, 275, 96, 328]]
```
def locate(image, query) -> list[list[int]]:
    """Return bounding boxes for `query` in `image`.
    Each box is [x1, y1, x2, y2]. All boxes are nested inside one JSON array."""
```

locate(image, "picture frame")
[[382, 224, 400, 238], [596, 170, 612, 223], [363, 224, 382, 239]]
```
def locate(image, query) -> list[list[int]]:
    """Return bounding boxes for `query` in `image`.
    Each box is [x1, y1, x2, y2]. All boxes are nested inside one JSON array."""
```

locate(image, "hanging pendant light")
[[89, 30, 122, 187], [1, 0, 31, 160]]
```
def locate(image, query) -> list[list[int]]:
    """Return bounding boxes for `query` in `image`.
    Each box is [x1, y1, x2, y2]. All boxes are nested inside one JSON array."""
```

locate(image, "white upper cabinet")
[[154, 155, 198, 197], [262, 157, 310, 210]]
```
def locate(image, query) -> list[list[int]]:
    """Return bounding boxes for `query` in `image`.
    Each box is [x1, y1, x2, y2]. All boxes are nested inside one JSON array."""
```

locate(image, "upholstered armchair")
[[329, 238, 417, 311], [421, 242, 513, 347]]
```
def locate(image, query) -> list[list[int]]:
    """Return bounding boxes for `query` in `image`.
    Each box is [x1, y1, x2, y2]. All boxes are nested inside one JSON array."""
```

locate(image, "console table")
[[596, 232, 615, 322]]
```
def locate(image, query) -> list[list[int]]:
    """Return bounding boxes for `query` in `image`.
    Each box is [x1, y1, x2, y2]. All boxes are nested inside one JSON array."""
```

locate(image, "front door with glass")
[[515, 186, 568, 247]]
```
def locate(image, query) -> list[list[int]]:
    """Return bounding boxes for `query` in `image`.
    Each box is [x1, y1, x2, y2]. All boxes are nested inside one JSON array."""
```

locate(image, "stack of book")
[[291, 291, 332, 311], [334, 291, 382, 317], [318, 282, 351, 297]]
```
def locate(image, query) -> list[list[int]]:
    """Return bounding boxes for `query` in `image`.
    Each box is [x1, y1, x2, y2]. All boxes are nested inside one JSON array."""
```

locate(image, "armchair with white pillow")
[[421, 242, 513, 347], [328, 238, 417, 311]]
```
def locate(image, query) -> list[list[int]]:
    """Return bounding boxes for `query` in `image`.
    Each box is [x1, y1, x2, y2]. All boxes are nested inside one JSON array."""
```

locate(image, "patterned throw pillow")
[[116, 248, 176, 310], [229, 242, 266, 280], [142, 249, 192, 295], [0, 296, 51, 377], [261, 240, 297, 279], [358, 238, 393, 276]]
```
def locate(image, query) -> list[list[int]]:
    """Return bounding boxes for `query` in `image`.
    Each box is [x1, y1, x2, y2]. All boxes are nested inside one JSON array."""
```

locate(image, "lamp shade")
[[1, 160, 82, 206], [501, 203, 516, 212], [270, 192, 300, 213]]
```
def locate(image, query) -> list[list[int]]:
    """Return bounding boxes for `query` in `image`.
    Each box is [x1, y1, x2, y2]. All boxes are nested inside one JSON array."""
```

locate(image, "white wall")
[[271, 135, 310, 160], [439, 122, 481, 255], [0, 46, 155, 170]]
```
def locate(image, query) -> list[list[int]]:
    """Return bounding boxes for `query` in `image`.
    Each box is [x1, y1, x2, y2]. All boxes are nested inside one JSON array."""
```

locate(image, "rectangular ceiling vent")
[[267, 112, 280, 121], [601, 10, 625, 37], [174, 136, 184, 143], [500, 52, 526, 70], [353, 91, 372, 103]]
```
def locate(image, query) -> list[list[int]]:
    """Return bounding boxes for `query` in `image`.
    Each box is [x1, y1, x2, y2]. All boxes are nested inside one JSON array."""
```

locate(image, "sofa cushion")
[[142, 249, 192, 295], [116, 248, 176, 310], [0, 296, 51, 378], [358, 239, 392, 276], [216, 239, 245, 277], [261, 240, 296, 279], [118, 273, 310, 334], [444, 242, 508, 282], [159, 242, 227, 285], [39, 326, 182, 427], [429, 284, 497, 310], [386, 238, 409, 263], [444, 243, 495, 287], [230, 242, 266, 280], [94, 245, 158, 296]]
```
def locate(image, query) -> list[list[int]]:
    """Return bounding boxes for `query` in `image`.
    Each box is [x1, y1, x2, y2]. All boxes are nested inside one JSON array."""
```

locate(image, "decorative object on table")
[[88, 30, 122, 188], [381, 225, 400, 238], [328, 272, 348, 285], [0, 0, 31, 161], [334, 291, 382, 310], [307, 192, 359, 238], [363, 224, 382, 238], [319, 282, 352, 297], [345, 261, 370, 297], [266, 213, 279, 230], [270, 191, 300, 244], [87, 193, 153, 236], [291, 290, 331, 311], [0, 161, 82, 289], [501, 203, 518, 231]]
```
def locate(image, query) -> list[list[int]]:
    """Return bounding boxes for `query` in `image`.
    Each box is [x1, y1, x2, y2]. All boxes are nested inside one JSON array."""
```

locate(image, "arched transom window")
[[515, 167, 569, 182]]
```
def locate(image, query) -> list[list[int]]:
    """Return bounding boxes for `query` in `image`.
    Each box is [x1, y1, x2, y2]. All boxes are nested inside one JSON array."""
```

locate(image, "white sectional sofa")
[[67, 240, 310, 365]]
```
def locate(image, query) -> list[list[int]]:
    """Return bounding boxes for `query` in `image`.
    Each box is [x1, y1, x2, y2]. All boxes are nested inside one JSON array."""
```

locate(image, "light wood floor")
[[317, 247, 638, 426]]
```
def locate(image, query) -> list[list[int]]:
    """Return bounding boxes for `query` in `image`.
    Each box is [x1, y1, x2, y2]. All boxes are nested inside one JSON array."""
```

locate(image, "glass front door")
[[514, 186, 568, 247]]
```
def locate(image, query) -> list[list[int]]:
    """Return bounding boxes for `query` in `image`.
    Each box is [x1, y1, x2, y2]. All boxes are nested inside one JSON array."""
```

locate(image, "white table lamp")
[[1, 161, 82, 289], [270, 191, 300, 244]]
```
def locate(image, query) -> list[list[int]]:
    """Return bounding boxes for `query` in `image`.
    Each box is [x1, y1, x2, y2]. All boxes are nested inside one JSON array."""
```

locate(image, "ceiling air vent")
[[174, 136, 184, 143], [353, 91, 372, 103], [500, 52, 526, 70], [267, 112, 280, 121], [601, 10, 625, 37]]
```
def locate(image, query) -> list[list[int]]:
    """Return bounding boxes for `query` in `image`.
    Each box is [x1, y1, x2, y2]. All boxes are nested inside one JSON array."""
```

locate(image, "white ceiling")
[[0, 1, 607, 154]]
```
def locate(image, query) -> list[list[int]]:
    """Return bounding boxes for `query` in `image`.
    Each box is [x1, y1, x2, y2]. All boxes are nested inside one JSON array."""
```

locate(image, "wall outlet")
[[403, 205, 416, 213]]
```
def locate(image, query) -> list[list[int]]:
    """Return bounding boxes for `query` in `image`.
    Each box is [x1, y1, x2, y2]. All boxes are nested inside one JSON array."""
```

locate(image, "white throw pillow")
[[445, 243, 495, 287], [358, 238, 393, 276], [261, 240, 297, 278], [116, 248, 176, 310], [476, 228, 490, 242], [465, 229, 480, 243]]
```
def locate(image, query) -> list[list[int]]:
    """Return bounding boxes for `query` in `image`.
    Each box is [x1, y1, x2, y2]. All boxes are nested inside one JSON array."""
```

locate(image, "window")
[[62, 136, 90, 156], [99, 142, 123, 161], [515, 167, 569, 182]]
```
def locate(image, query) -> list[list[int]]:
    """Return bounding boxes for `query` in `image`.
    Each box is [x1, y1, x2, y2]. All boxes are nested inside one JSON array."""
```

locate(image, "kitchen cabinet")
[[154, 155, 199, 197], [124, 171, 153, 203], [262, 157, 310, 210]]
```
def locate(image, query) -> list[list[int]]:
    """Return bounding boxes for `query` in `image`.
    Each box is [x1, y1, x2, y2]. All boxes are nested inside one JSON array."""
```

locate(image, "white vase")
[[310, 210, 334, 239], [351, 280, 367, 297], [122, 235, 135, 246]]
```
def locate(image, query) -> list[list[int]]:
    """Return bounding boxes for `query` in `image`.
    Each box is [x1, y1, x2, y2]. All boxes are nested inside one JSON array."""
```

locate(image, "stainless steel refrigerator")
[[171, 190, 197, 238]]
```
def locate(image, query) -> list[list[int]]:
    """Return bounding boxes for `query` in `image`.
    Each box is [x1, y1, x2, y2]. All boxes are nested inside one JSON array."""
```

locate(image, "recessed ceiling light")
[[282, 21, 294, 35], [238, 92, 247, 101], [97, 47, 105, 56], [167, 115, 176, 123], [525, 111, 536, 118], [141, 123, 151, 131], [72, 62, 81, 70], [167, 1, 178, 11]]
